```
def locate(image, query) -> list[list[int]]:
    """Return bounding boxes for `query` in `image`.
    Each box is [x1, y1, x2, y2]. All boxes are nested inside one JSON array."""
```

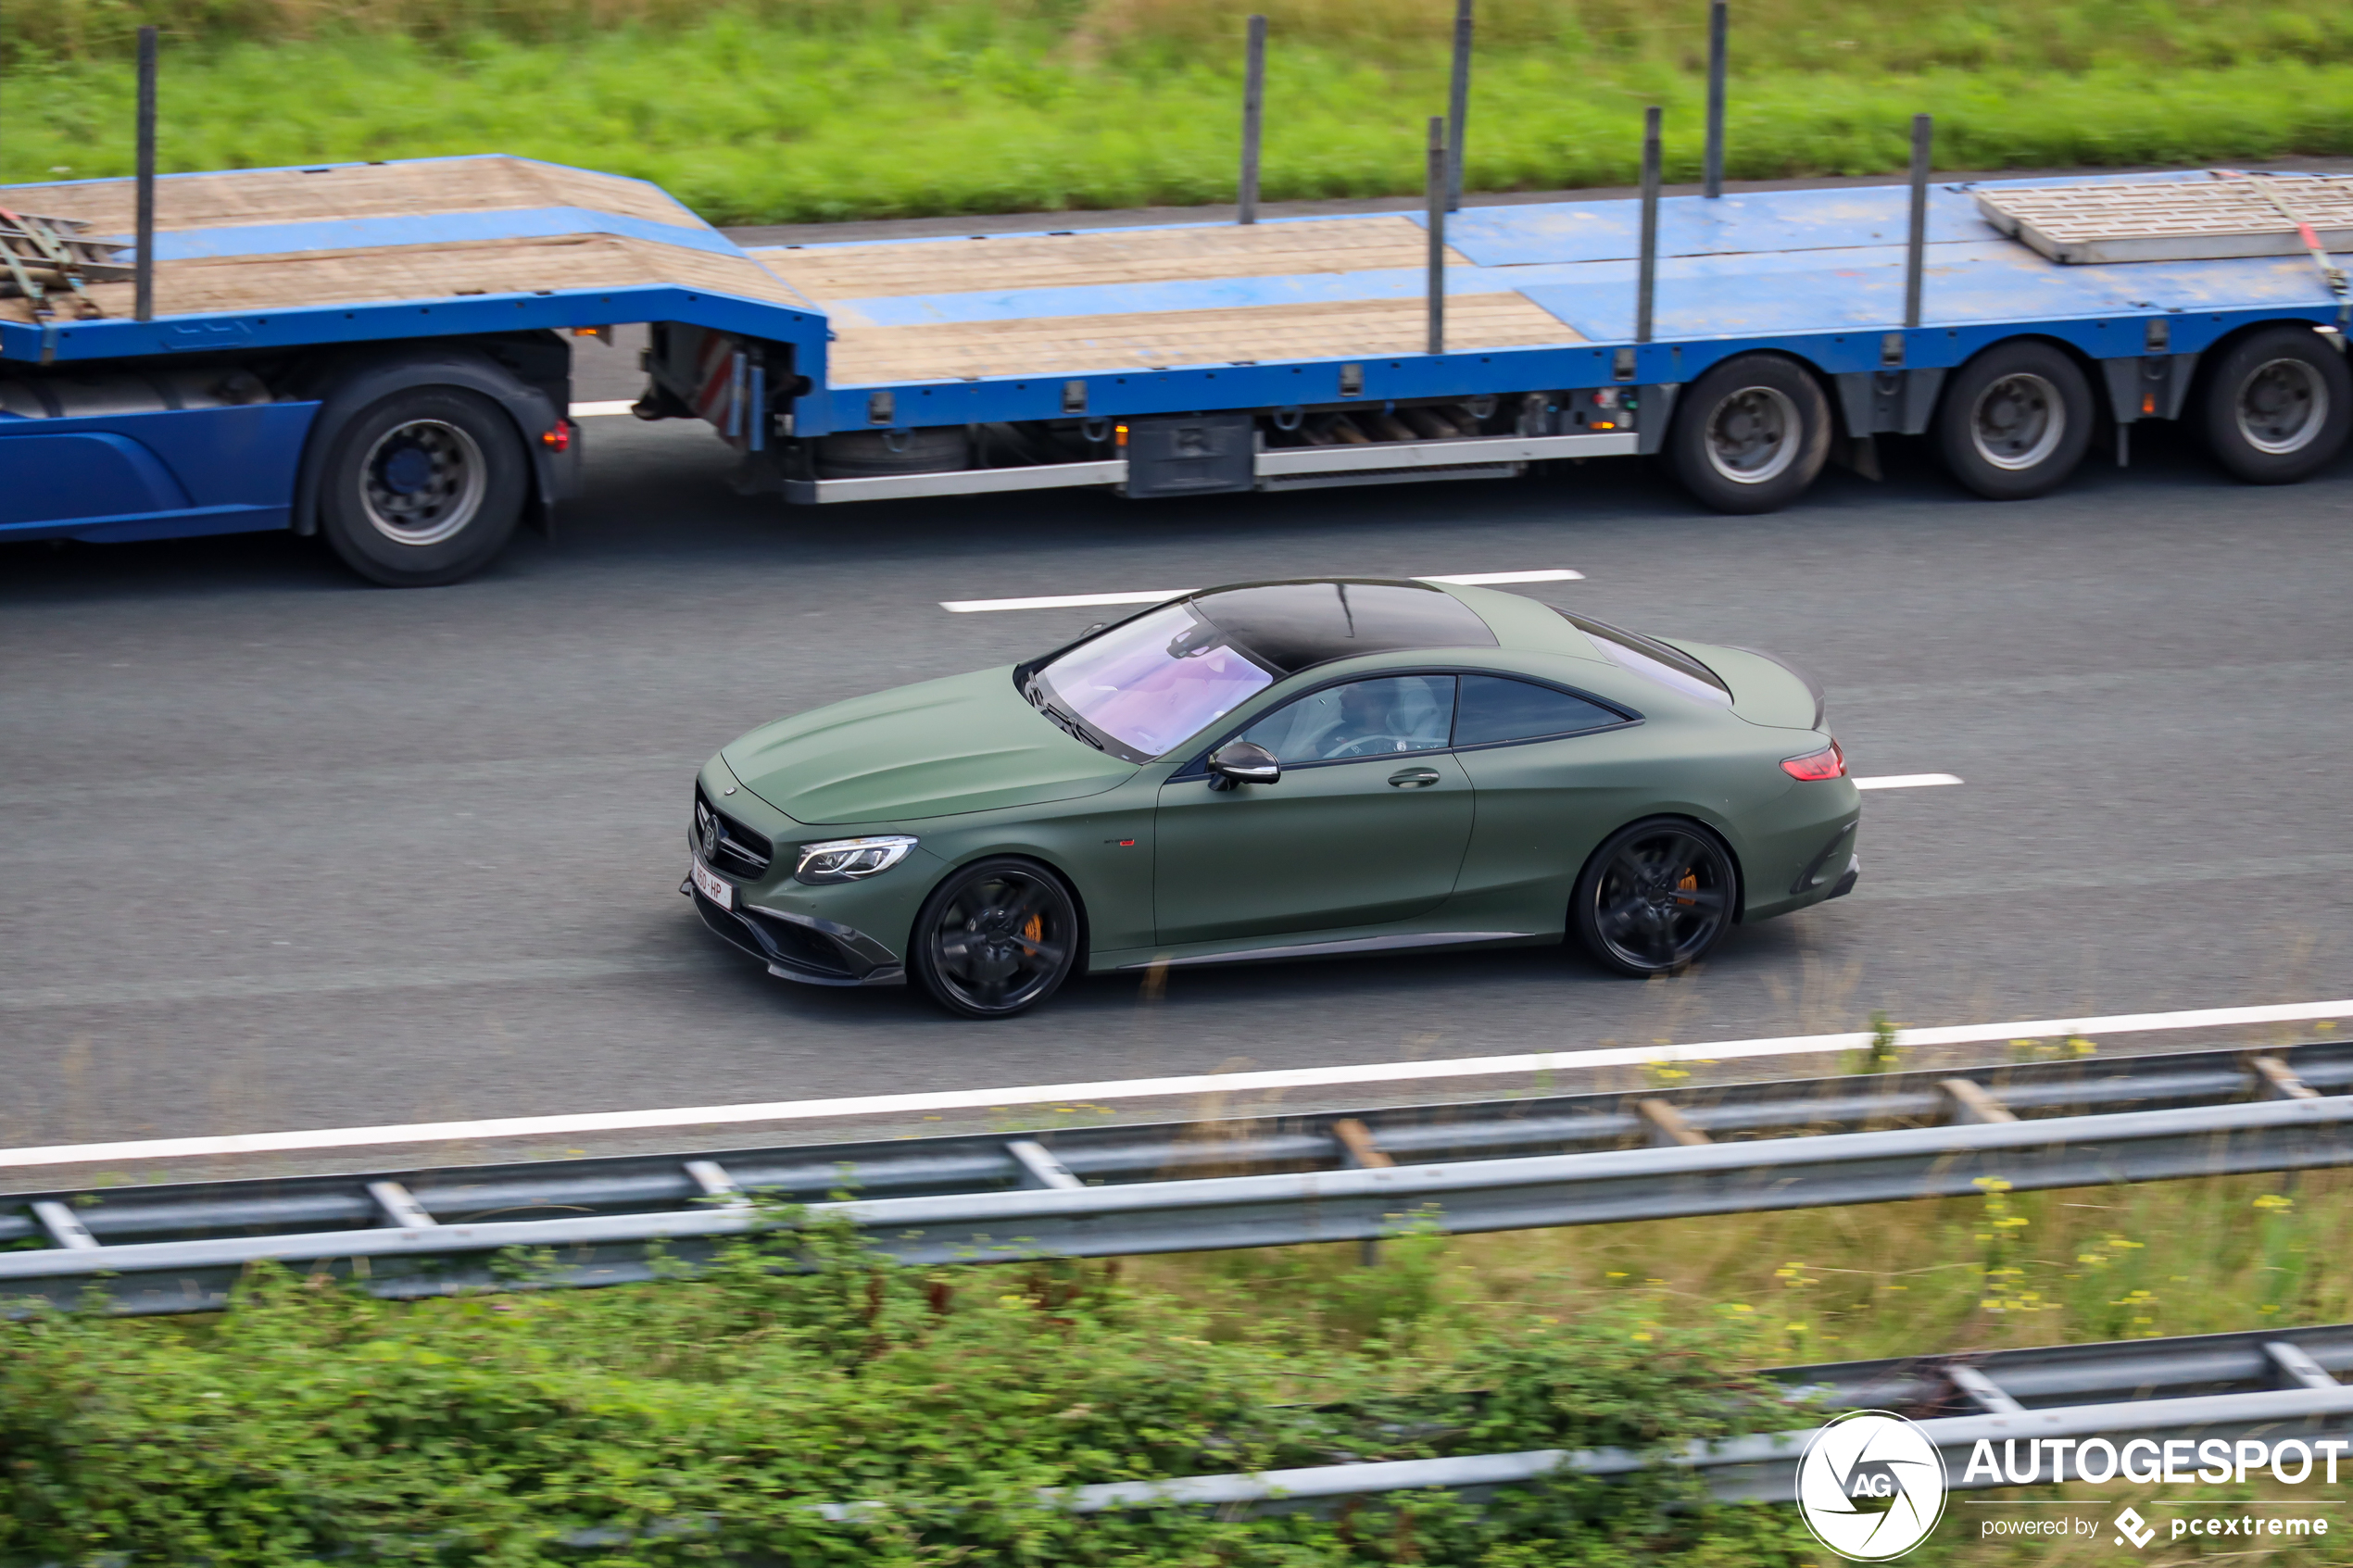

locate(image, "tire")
[[2198, 324, 2353, 484], [316, 386, 527, 587], [814, 426, 972, 480], [1667, 355, 1833, 514], [910, 857, 1083, 1019], [1570, 818, 1738, 978], [1933, 340, 2094, 500]]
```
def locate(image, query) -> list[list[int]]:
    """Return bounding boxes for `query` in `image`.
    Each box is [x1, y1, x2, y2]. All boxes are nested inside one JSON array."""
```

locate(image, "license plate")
[[689, 858, 734, 909]]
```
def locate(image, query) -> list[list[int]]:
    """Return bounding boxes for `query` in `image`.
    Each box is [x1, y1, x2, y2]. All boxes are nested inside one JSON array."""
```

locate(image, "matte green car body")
[[688, 583, 1859, 988]]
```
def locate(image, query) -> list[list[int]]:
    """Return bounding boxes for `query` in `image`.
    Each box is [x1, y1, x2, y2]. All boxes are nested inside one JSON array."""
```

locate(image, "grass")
[[1139, 1167, 2353, 1367], [5, 0, 2353, 223]]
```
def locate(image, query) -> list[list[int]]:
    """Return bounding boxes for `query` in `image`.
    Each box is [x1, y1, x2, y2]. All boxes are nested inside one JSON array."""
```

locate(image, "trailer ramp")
[[0, 156, 810, 325]]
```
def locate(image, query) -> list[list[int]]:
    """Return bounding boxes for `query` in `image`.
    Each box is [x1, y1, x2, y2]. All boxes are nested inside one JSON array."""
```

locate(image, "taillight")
[[1781, 740, 1845, 781], [541, 420, 573, 453]]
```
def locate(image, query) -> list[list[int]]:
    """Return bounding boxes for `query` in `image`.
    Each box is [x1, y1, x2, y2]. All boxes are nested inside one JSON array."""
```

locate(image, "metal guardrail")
[[614, 1323, 2353, 1537], [5, 1040, 2346, 1314], [1043, 1387, 2353, 1516]]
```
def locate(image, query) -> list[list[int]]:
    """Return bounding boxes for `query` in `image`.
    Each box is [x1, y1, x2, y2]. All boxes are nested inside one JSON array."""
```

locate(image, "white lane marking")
[[2, 997, 2344, 1173], [1417, 569, 1584, 586], [1854, 773, 1964, 791], [569, 400, 637, 418], [943, 590, 1192, 614], [941, 570, 1582, 613]]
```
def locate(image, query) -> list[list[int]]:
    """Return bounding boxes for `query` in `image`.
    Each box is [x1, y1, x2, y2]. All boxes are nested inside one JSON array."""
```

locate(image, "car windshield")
[[1034, 602, 1275, 758]]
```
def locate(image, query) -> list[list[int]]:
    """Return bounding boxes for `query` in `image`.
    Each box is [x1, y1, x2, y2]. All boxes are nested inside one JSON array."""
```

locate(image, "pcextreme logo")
[[1796, 1411, 1950, 1561]]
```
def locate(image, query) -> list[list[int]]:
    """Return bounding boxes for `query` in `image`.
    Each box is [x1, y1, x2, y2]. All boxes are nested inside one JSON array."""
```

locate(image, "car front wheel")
[[1571, 818, 1737, 977], [910, 857, 1082, 1019]]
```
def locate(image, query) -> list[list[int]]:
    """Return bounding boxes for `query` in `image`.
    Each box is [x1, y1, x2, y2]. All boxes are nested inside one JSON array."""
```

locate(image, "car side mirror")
[[1206, 741, 1280, 791]]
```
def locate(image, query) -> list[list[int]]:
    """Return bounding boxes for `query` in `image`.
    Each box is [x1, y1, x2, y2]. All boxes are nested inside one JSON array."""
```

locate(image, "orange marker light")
[[541, 421, 573, 453], [1114, 423, 1129, 446]]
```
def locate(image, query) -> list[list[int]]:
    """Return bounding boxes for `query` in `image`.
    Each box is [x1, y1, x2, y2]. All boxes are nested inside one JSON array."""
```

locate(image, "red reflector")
[[1781, 740, 1845, 781], [541, 420, 573, 453]]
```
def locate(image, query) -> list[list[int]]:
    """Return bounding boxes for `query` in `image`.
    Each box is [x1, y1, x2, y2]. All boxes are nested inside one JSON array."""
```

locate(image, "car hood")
[[723, 666, 1138, 825]]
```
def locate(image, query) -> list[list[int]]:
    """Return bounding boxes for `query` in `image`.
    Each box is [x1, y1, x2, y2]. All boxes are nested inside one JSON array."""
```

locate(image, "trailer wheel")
[[1933, 340, 2094, 500], [2198, 324, 2352, 484], [316, 386, 527, 586], [1667, 355, 1832, 513], [814, 427, 971, 479]]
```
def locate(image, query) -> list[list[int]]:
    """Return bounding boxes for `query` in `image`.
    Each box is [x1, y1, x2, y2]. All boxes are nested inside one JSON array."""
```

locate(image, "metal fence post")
[[1445, 0, 1473, 212], [1238, 15, 1266, 225], [1636, 106, 1661, 344], [134, 25, 157, 323], [1703, 0, 1728, 199], [1426, 118, 1447, 354], [1904, 113, 1931, 330]]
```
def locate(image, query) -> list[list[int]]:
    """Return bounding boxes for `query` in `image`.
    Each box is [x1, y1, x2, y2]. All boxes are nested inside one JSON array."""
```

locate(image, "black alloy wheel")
[[1666, 353, 1834, 514], [2197, 323, 2353, 484], [911, 857, 1082, 1019], [1571, 818, 1738, 977], [1932, 339, 2095, 500]]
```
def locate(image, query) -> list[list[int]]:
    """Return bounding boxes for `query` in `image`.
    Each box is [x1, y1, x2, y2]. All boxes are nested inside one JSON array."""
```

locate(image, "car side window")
[[1239, 674, 1457, 762], [1453, 674, 1622, 746]]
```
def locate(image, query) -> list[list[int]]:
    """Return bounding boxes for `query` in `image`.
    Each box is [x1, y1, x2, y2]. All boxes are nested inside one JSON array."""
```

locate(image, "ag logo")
[[1795, 1410, 1949, 1561], [2114, 1507, 2156, 1549]]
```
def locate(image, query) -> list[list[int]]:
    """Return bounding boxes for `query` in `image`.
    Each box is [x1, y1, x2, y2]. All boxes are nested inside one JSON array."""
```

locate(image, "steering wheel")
[[1326, 734, 1416, 759]]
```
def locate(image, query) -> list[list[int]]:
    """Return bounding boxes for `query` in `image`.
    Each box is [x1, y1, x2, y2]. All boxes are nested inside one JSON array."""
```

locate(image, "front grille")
[[692, 786, 774, 881]]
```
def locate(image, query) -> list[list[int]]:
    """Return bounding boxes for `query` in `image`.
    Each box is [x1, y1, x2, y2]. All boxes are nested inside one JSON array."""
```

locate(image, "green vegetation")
[[2, 1215, 1808, 1565], [1150, 1167, 2353, 1367], [5, 0, 2353, 223], [6, 1169, 2349, 1562]]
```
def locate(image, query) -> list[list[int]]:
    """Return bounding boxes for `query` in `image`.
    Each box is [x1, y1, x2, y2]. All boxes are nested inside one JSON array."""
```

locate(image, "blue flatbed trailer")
[[3, 155, 2347, 584]]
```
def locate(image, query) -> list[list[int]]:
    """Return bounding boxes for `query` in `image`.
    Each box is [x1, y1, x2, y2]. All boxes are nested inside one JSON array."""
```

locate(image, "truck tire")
[[316, 386, 527, 586], [2198, 324, 2352, 484], [814, 426, 971, 479], [1933, 340, 2094, 500], [1667, 355, 1832, 514]]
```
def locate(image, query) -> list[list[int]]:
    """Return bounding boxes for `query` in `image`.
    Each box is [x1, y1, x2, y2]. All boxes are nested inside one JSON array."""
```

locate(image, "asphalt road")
[[4, 405, 2350, 1181]]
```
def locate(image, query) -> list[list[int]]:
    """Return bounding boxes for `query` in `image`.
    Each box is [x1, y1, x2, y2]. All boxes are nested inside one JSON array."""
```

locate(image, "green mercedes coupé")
[[686, 579, 1860, 1018]]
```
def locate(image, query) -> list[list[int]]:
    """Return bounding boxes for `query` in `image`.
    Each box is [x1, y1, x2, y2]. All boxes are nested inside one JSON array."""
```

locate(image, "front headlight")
[[794, 834, 918, 884]]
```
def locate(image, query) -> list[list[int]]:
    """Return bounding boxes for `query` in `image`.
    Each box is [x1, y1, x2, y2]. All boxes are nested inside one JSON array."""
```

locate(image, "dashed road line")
[[941, 569, 1581, 613], [1854, 773, 1964, 791]]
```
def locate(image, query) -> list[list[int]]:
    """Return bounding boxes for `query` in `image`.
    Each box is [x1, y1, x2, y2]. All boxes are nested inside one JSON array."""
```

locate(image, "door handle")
[[1388, 768, 1442, 788]]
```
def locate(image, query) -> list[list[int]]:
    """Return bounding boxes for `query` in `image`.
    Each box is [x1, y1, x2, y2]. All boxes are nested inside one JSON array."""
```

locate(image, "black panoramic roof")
[[1187, 580, 1498, 676]]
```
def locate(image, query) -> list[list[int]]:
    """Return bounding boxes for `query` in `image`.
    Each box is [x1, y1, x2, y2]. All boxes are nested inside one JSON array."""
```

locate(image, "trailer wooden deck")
[[6, 157, 2346, 399], [0, 156, 810, 326]]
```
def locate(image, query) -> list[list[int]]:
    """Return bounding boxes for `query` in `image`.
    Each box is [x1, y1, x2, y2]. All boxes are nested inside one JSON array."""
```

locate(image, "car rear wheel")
[[911, 857, 1081, 1019], [2198, 324, 2352, 483], [1571, 818, 1737, 977]]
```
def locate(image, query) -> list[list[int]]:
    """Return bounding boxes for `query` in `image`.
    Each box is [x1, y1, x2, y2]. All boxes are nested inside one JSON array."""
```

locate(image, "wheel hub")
[[360, 418, 487, 548], [1704, 385, 1800, 484], [2238, 358, 2326, 454], [1970, 372, 2064, 470]]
